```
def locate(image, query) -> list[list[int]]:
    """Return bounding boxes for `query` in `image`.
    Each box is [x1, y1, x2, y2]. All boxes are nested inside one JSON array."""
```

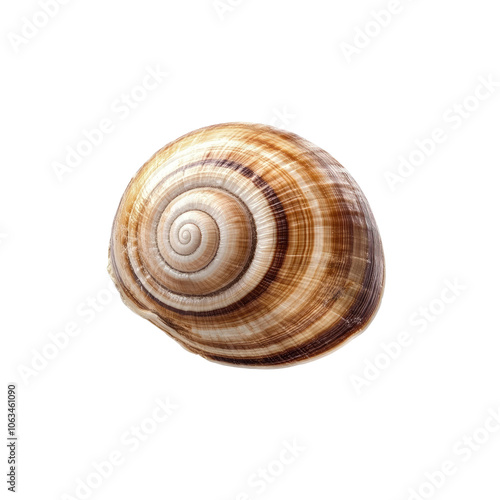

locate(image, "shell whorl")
[[108, 123, 385, 367]]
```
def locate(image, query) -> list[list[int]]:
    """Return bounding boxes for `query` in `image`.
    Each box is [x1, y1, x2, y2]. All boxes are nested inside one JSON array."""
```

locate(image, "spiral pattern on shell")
[[108, 123, 385, 367]]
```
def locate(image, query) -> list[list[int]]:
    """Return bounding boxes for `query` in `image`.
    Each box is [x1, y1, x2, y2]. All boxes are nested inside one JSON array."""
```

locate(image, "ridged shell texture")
[[108, 123, 385, 367]]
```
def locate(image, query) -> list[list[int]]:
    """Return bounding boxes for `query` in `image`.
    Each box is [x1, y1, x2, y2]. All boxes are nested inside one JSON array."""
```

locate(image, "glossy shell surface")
[[108, 123, 385, 367]]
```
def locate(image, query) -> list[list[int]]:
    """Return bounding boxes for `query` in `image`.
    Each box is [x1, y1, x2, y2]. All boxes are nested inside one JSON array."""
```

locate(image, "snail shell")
[[108, 123, 385, 367]]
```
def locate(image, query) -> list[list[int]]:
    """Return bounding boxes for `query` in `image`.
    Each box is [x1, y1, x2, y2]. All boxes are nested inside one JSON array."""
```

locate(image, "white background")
[[2, 0, 500, 499]]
